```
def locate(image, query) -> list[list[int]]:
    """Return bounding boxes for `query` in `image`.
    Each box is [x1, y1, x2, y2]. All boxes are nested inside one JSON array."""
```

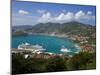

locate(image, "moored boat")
[[17, 42, 46, 52], [60, 46, 71, 53]]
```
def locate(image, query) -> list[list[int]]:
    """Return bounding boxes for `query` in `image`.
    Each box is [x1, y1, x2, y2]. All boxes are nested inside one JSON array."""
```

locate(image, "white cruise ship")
[[18, 42, 46, 52]]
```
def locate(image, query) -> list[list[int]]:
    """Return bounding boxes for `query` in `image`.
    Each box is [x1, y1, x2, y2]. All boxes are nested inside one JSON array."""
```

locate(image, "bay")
[[12, 35, 79, 55]]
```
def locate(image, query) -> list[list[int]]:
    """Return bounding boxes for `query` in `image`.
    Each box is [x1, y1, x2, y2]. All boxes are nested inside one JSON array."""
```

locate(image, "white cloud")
[[37, 10, 95, 24], [18, 10, 29, 15], [87, 11, 92, 15], [13, 10, 95, 25], [54, 12, 74, 23], [37, 9, 46, 14], [38, 12, 52, 23], [38, 12, 74, 23], [74, 10, 95, 21], [64, 12, 74, 21], [55, 13, 65, 21], [75, 10, 85, 20]]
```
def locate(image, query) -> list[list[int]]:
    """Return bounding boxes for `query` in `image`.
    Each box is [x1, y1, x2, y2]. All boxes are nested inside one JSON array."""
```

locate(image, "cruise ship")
[[17, 42, 46, 53]]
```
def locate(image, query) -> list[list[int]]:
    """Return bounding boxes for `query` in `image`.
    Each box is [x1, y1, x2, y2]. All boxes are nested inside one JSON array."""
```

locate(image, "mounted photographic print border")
[[11, 0, 96, 75]]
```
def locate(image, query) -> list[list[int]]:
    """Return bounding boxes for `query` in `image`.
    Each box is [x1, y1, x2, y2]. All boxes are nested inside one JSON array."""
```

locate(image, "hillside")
[[27, 22, 95, 36], [12, 21, 96, 37], [12, 25, 32, 33]]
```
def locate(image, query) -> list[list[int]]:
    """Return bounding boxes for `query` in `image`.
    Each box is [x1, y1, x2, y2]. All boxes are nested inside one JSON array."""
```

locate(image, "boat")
[[17, 42, 46, 52], [60, 46, 71, 53]]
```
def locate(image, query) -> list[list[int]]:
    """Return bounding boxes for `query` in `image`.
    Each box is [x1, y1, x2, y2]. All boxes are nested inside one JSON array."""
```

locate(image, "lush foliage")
[[12, 22, 95, 36], [69, 52, 96, 70], [12, 31, 28, 37], [12, 52, 96, 74]]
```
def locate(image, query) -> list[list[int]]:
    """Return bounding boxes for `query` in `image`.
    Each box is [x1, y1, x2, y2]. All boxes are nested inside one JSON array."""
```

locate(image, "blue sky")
[[12, 0, 96, 26]]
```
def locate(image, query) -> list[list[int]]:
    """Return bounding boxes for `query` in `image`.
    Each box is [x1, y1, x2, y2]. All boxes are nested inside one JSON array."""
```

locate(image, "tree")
[[46, 56, 67, 72], [69, 52, 96, 70]]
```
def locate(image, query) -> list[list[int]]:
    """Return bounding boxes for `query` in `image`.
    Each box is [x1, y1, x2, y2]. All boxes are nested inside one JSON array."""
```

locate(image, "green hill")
[[26, 21, 95, 36]]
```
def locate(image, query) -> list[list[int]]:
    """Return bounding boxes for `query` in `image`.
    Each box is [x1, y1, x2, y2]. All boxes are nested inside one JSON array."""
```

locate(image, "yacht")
[[60, 46, 71, 53]]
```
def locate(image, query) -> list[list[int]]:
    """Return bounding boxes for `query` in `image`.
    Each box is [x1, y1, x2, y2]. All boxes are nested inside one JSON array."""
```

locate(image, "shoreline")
[[12, 33, 82, 57], [11, 48, 74, 58], [12, 32, 96, 56]]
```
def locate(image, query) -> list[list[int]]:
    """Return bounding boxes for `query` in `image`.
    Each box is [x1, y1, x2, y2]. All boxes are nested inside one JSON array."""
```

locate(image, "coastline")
[[28, 33, 82, 50], [12, 33, 82, 57]]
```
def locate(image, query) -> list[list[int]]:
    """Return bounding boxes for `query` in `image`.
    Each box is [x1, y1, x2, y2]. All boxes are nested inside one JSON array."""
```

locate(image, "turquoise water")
[[12, 35, 79, 55]]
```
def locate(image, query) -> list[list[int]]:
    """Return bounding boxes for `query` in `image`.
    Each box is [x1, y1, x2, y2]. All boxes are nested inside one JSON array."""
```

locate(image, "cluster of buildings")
[[49, 33, 96, 53], [69, 34, 96, 53], [80, 44, 95, 53]]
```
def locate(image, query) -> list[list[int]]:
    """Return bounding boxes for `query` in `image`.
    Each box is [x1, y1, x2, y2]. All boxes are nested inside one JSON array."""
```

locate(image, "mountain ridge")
[[12, 21, 96, 37]]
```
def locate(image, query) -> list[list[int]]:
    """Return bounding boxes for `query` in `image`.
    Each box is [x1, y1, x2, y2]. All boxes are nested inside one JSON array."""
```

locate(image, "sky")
[[12, 0, 96, 26]]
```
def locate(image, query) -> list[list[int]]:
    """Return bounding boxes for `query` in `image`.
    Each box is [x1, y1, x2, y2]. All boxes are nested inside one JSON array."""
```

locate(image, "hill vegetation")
[[12, 52, 96, 74], [12, 31, 28, 37], [12, 21, 96, 37], [29, 22, 95, 36]]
